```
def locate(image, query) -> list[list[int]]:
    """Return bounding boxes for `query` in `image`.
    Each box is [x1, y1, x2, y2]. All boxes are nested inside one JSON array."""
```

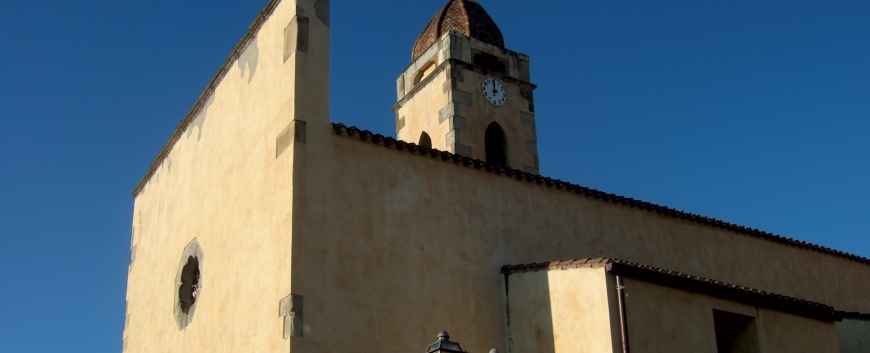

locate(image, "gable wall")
[[125, 0, 330, 352]]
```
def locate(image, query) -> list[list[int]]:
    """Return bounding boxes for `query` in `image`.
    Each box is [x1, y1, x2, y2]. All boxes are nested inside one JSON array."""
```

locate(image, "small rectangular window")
[[713, 309, 760, 353]]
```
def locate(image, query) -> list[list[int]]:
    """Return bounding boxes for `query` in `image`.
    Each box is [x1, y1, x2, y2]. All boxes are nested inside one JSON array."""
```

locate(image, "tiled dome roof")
[[412, 0, 505, 62]]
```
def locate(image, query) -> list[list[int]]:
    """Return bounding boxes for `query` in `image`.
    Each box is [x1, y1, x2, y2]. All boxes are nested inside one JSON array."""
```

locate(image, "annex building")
[[123, 1, 870, 352]]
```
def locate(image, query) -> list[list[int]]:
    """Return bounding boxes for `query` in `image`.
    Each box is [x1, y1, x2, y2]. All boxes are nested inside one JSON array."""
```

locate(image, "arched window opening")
[[179, 256, 201, 314], [419, 132, 432, 148], [485, 122, 508, 167]]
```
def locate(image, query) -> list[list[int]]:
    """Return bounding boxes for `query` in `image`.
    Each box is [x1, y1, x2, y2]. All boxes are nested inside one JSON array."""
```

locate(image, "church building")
[[123, 1, 870, 352]]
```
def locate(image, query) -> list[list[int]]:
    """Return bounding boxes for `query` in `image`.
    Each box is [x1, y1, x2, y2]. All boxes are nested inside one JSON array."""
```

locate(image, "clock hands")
[[482, 78, 506, 106]]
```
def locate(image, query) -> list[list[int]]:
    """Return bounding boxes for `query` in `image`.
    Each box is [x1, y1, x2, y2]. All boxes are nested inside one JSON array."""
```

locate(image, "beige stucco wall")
[[755, 307, 841, 352], [125, 0, 329, 352], [284, 122, 870, 353], [623, 277, 744, 352], [837, 319, 870, 353], [505, 269, 844, 353], [623, 278, 840, 353], [395, 69, 452, 148], [505, 268, 618, 353]]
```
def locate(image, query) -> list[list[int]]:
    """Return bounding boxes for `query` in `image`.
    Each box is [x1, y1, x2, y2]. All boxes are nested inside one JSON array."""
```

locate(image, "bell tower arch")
[[484, 122, 508, 167], [392, 0, 540, 174]]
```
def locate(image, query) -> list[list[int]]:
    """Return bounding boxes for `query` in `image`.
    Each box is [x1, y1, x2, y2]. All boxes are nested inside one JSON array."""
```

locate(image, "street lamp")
[[427, 331, 465, 353]]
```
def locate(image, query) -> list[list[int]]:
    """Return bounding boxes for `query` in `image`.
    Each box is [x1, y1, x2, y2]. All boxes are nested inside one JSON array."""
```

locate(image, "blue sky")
[[1, 1, 868, 351]]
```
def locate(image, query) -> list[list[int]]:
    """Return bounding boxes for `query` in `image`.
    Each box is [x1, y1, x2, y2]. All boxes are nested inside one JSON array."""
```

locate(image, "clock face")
[[481, 77, 507, 107]]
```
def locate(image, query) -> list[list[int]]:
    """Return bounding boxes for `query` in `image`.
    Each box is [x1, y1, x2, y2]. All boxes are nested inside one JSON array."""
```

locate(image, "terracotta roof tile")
[[332, 122, 870, 267], [502, 258, 851, 322], [412, 0, 505, 62]]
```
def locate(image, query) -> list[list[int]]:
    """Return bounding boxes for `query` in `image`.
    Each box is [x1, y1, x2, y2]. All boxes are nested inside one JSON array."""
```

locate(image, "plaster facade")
[[623, 278, 840, 353], [505, 267, 620, 353], [838, 318, 870, 353], [504, 266, 842, 353], [125, 1, 870, 352], [125, 0, 327, 351]]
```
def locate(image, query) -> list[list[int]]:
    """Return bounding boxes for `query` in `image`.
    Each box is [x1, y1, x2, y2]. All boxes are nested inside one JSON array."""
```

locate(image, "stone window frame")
[[174, 238, 204, 330], [413, 61, 437, 86]]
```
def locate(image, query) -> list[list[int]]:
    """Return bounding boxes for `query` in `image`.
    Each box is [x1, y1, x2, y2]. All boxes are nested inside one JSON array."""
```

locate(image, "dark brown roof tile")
[[412, 0, 505, 62]]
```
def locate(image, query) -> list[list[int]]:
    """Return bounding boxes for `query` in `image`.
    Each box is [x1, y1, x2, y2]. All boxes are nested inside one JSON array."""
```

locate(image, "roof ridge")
[[331, 122, 870, 267], [457, 0, 471, 37], [435, 0, 450, 41]]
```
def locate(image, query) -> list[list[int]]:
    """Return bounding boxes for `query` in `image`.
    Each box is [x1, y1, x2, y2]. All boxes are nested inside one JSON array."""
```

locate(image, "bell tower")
[[393, 0, 539, 174]]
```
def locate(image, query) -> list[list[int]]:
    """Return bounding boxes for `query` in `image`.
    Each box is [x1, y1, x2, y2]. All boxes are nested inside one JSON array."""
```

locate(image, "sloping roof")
[[412, 0, 505, 62], [502, 258, 843, 322], [331, 122, 870, 267]]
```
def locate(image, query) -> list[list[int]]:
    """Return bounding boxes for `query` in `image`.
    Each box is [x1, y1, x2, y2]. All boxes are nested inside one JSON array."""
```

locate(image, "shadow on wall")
[[238, 37, 259, 84], [836, 318, 870, 353], [187, 94, 214, 142], [504, 270, 555, 353], [504, 267, 621, 353]]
